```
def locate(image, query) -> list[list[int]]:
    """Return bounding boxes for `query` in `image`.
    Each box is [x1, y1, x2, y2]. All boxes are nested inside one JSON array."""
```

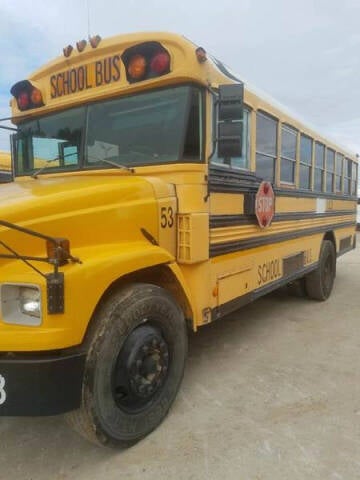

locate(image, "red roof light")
[[11, 80, 45, 112], [17, 92, 30, 111], [122, 42, 171, 83], [30, 88, 43, 106], [150, 52, 170, 75]]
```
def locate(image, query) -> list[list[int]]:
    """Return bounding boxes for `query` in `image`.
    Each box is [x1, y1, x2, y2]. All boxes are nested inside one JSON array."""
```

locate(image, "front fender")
[[0, 242, 179, 351], [57, 241, 179, 348]]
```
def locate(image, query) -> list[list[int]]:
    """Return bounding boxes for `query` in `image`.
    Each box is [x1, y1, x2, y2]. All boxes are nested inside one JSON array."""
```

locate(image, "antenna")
[[87, 0, 91, 38]]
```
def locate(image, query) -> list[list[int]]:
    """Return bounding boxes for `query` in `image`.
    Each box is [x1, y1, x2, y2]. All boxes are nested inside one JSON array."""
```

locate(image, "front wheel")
[[66, 283, 187, 447], [305, 240, 336, 301]]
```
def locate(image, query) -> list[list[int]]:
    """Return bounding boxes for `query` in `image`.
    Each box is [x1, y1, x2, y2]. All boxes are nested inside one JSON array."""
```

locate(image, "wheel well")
[[82, 264, 193, 347], [323, 231, 336, 252]]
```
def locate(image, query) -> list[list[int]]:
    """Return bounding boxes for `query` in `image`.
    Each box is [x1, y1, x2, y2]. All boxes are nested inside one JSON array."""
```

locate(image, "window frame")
[[280, 124, 297, 185], [314, 142, 325, 192], [335, 153, 343, 193], [325, 148, 335, 193], [343, 158, 352, 195], [210, 98, 251, 171], [255, 110, 278, 183], [14, 84, 206, 177], [351, 161, 358, 196], [299, 133, 313, 190]]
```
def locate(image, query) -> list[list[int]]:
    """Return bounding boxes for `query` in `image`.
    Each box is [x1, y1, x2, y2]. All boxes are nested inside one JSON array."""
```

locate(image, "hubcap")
[[112, 324, 169, 412]]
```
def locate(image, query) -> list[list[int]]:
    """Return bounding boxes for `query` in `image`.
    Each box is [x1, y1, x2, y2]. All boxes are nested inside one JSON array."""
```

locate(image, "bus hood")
[[0, 174, 166, 260]]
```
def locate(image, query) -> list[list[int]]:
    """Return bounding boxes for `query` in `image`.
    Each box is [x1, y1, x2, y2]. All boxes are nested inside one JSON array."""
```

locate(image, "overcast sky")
[[0, 0, 359, 156]]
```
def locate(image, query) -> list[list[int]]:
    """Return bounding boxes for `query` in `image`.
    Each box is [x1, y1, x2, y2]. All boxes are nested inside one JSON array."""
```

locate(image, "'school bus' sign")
[[50, 55, 121, 98]]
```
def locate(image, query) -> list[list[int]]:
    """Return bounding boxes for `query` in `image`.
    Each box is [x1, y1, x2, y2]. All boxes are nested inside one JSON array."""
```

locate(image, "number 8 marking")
[[0, 375, 6, 405]]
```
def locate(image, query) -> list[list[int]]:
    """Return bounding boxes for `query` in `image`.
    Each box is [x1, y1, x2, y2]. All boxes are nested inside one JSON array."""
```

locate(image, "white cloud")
[[322, 118, 360, 156], [1, 0, 359, 156]]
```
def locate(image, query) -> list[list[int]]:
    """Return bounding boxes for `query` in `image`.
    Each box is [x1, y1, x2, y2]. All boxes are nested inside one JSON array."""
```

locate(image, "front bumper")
[[0, 351, 86, 416]]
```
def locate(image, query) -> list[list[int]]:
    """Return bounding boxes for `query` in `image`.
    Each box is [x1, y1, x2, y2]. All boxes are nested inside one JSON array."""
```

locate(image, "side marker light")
[[63, 45, 73, 57], [196, 47, 207, 63], [89, 35, 101, 48], [76, 39, 87, 52]]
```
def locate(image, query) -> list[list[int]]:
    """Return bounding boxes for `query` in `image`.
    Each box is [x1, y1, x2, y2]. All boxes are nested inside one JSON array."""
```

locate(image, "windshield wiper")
[[99, 158, 135, 173], [32, 153, 136, 179], [0, 116, 17, 132], [31, 158, 60, 178], [87, 153, 135, 173], [31, 150, 79, 179]]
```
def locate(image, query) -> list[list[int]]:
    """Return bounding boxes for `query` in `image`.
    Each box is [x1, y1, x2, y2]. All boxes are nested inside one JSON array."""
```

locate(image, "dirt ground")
[[1, 237, 359, 480]]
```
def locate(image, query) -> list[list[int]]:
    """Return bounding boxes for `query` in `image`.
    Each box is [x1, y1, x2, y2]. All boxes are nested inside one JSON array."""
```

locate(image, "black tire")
[[305, 240, 336, 301], [66, 283, 187, 447]]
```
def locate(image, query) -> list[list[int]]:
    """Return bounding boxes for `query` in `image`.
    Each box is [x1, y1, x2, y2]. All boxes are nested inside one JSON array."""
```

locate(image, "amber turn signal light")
[[128, 54, 147, 80], [46, 238, 71, 265]]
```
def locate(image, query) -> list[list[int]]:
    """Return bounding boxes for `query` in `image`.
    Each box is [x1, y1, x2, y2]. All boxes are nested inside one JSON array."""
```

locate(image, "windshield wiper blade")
[[31, 158, 60, 178], [0, 125, 17, 132], [31, 150, 79, 179], [87, 153, 135, 173], [99, 158, 135, 173], [0, 117, 17, 132]]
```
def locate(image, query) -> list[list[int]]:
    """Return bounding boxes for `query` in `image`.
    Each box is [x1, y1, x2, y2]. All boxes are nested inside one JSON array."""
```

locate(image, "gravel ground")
[[1, 236, 359, 480]]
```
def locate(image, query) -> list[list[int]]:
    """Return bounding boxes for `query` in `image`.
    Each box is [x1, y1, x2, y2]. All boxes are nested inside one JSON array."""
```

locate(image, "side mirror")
[[217, 83, 244, 159]]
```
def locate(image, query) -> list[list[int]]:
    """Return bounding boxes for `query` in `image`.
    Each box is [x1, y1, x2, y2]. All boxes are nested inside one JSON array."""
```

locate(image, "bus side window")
[[335, 153, 343, 193], [343, 158, 350, 194], [326, 148, 335, 193], [299, 134, 312, 189], [256, 111, 277, 182], [280, 125, 297, 184], [211, 104, 250, 170], [351, 161, 357, 195], [314, 142, 325, 192]]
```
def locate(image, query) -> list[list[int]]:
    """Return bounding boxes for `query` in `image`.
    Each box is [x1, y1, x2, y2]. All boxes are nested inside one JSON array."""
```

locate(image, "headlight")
[[20, 287, 41, 317], [1, 284, 42, 326]]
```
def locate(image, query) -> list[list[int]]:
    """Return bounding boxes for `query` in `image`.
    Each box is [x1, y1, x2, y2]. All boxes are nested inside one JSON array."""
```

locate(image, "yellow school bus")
[[0, 32, 357, 446]]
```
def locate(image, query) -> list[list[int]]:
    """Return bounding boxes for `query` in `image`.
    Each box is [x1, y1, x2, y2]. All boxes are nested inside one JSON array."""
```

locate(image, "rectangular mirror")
[[218, 122, 242, 158], [218, 83, 244, 121], [217, 83, 244, 158]]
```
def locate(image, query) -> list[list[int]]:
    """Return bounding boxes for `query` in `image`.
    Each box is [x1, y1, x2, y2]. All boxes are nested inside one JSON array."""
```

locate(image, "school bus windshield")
[[13, 85, 203, 175]]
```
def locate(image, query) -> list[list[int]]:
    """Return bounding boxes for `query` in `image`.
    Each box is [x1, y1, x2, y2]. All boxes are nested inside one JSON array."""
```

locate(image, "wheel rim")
[[112, 323, 170, 413]]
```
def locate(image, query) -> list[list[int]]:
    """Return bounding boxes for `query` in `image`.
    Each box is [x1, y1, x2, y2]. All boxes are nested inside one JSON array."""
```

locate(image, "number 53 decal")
[[160, 206, 174, 228]]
